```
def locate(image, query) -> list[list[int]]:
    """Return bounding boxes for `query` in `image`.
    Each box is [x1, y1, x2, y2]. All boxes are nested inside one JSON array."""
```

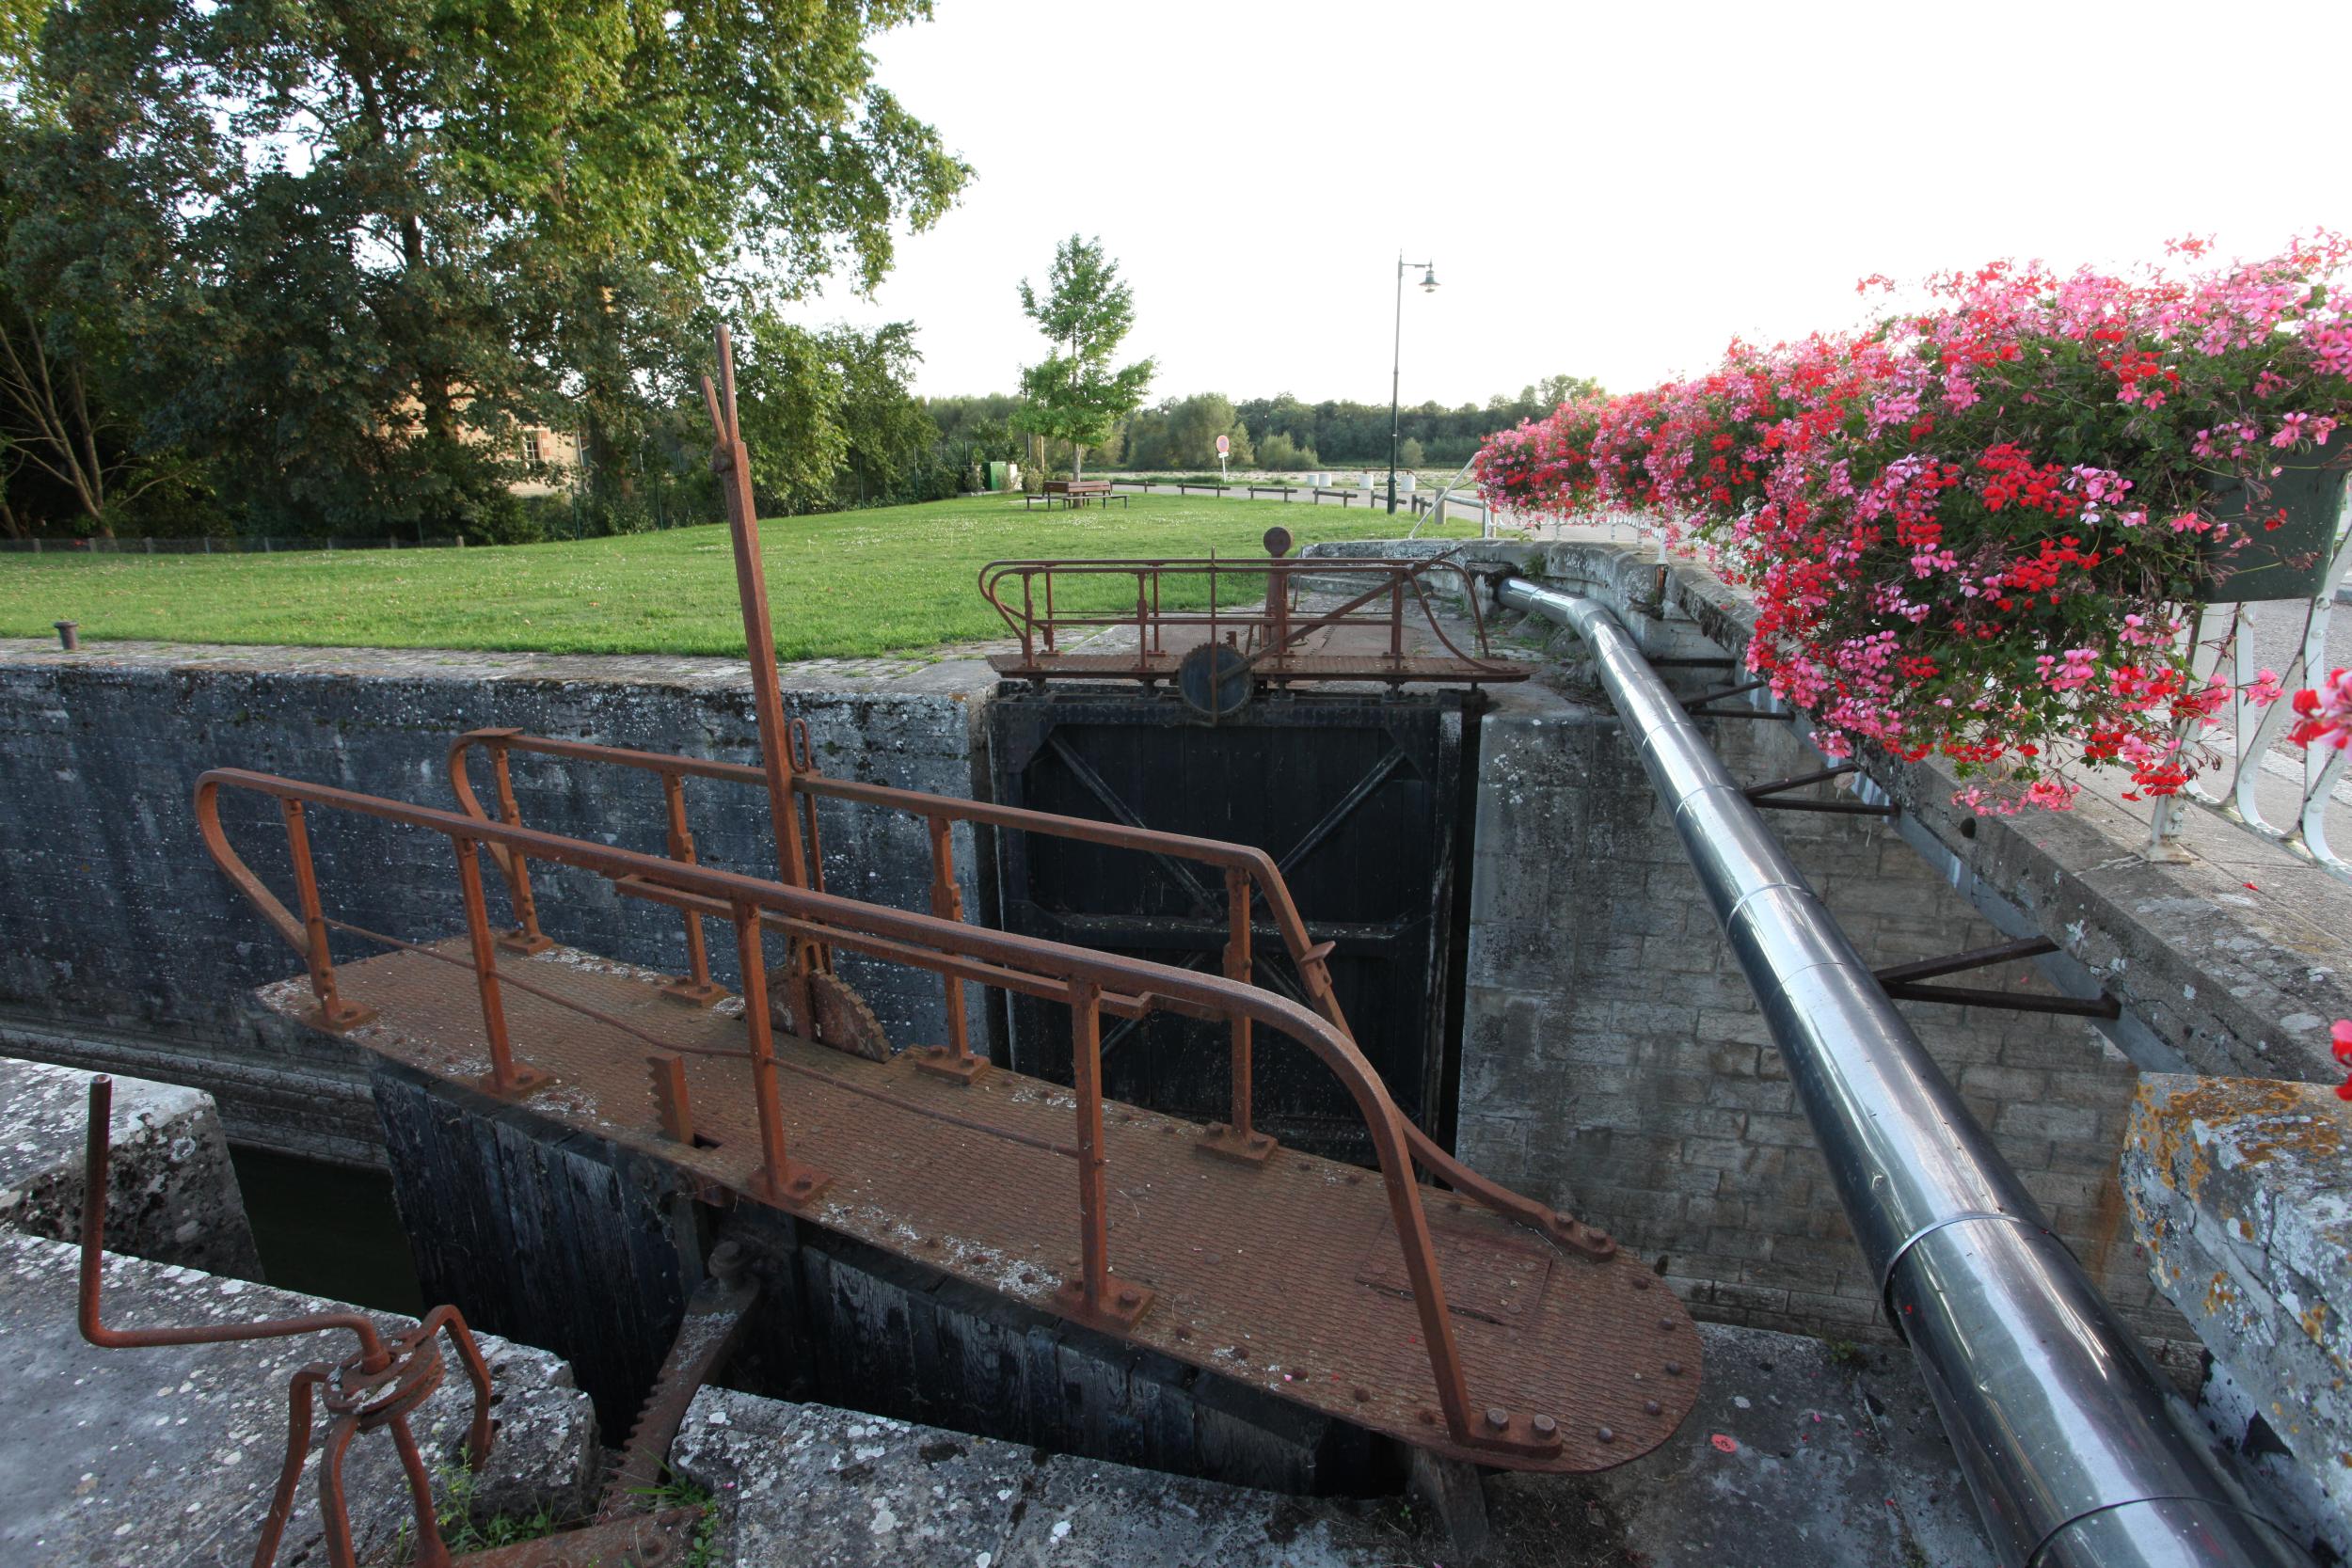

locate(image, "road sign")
[[1216, 435, 1231, 456]]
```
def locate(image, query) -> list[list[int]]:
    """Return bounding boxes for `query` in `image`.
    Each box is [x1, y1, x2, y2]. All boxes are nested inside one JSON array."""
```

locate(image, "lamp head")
[[1421, 267, 1439, 293]]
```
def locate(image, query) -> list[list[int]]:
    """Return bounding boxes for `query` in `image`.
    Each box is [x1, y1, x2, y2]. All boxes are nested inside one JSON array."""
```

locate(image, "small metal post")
[[53, 620, 78, 651], [1070, 979, 1109, 1307], [486, 745, 552, 954], [278, 799, 373, 1033], [913, 816, 986, 1082], [733, 901, 826, 1206], [1199, 867, 1276, 1164], [1226, 868, 1253, 1133], [1268, 552, 1291, 671], [1047, 977, 1153, 1330], [658, 773, 723, 1006], [454, 837, 544, 1097]]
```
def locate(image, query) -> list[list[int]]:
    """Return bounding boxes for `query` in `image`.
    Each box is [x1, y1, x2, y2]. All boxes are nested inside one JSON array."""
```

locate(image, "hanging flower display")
[[1477, 236, 2352, 812]]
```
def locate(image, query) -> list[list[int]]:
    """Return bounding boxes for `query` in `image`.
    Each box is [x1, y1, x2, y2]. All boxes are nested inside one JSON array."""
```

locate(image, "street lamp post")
[[1388, 253, 1438, 515]]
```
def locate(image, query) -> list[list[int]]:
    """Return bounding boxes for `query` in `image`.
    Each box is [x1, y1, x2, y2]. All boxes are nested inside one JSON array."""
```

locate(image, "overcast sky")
[[789, 0, 2352, 409]]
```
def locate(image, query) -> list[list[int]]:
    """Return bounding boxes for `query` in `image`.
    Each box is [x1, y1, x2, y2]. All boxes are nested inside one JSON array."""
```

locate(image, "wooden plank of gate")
[[272, 941, 1700, 1474]]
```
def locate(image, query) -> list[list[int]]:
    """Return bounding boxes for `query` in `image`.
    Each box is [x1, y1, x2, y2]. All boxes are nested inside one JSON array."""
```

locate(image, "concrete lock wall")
[[0, 561, 2311, 1354], [0, 641, 991, 1164], [1456, 679, 2190, 1346]]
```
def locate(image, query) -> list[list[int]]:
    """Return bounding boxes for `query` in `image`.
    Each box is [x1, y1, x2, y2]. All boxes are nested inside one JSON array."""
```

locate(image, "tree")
[[8, 0, 969, 535], [1011, 235, 1152, 480], [724, 314, 937, 515], [1257, 432, 1318, 471], [1122, 393, 1250, 471]]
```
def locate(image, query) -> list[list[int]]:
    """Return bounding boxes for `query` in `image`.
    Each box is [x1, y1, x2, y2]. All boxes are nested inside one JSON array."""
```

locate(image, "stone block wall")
[[2124, 1073, 2352, 1559], [1457, 676, 2190, 1345], [0, 641, 991, 1163], [0, 1054, 262, 1279]]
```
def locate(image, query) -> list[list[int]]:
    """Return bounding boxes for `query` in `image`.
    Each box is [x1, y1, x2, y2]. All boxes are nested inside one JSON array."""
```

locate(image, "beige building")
[[509, 424, 582, 497]]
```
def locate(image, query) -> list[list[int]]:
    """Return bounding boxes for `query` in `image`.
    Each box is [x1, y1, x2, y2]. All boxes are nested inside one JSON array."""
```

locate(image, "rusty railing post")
[[1054, 977, 1152, 1330], [485, 739, 552, 955], [912, 814, 987, 1083], [453, 836, 547, 1098], [278, 799, 374, 1033], [1200, 867, 1275, 1163], [731, 900, 828, 1207], [786, 720, 834, 974], [657, 772, 723, 1006]]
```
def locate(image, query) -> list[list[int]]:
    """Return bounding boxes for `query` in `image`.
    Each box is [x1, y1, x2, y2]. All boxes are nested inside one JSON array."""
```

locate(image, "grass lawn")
[[0, 495, 1470, 660]]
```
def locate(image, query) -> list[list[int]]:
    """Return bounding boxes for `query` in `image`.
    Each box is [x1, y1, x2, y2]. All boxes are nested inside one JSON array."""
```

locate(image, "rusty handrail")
[[446, 727, 1341, 1120], [79, 1073, 495, 1568], [440, 727, 1607, 1251], [445, 730, 1329, 985], [974, 552, 1518, 675], [191, 764, 1572, 1455]]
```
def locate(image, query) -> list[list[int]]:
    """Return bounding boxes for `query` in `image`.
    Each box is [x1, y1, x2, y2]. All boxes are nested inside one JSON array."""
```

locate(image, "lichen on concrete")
[[673, 1321, 1994, 1568], [2124, 1071, 2352, 1560], [0, 1228, 596, 1567], [0, 1055, 261, 1279]]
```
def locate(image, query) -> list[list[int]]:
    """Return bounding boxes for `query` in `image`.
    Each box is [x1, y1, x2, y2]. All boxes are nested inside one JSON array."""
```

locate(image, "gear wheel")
[[771, 965, 891, 1062]]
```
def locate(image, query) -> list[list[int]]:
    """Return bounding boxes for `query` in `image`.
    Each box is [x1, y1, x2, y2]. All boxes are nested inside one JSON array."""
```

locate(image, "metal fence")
[[2151, 522, 2352, 881], [1, 534, 479, 555]]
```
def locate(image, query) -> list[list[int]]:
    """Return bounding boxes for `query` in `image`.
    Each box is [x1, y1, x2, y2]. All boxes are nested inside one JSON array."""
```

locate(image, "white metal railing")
[[2153, 486, 2352, 880]]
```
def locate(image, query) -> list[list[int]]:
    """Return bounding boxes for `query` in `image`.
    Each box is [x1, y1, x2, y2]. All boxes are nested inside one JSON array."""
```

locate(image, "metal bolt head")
[[1596, 1426, 1616, 1444], [1664, 1360, 1684, 1376], [1659, 1316, 1676, 1331], [1118, 1288, 1141, 1307], [1632, 1275, 1651, 1291], [1644, 1400, 1661, 1417], [1485, 1405, 1511, 1432], [1531, 1414, 1557, 1437]]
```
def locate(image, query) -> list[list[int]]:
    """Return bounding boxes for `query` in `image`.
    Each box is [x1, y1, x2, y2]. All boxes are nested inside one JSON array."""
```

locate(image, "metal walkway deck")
[[271, 940, 1701, 1474]]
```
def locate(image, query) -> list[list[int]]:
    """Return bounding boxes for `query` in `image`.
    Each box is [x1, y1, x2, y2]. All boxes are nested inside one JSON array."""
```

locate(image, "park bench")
[[1025, 479, 1126, 511]]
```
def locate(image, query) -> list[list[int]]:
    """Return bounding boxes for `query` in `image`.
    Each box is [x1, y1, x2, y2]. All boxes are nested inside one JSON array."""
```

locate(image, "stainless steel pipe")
[[1496, 576, 2304, 1568]]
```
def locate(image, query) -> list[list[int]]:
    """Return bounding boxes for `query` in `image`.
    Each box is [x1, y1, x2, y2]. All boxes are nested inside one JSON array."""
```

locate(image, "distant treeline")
[[922, 375, 1600, 477]]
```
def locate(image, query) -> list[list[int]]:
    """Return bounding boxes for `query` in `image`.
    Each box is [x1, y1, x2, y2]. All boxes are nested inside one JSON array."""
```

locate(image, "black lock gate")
[[987, 689, 1474, 1164]]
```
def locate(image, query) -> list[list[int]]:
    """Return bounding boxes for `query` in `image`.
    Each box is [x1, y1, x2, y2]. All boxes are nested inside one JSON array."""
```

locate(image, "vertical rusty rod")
[[1269, 559, 1291, 669], [732, 901, 793, 1195], [453, 838, 525, 1093], [926, 816, 973, 1064], [486, 744, 548, 950], [660, 772, 714, 992], [705, 330, 806, 895], [278, 799, 352, 1023], [1389, 578, 1405, 662], [1223, 867, 1254, 1139], [1069, 977, 1110, 1313]]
